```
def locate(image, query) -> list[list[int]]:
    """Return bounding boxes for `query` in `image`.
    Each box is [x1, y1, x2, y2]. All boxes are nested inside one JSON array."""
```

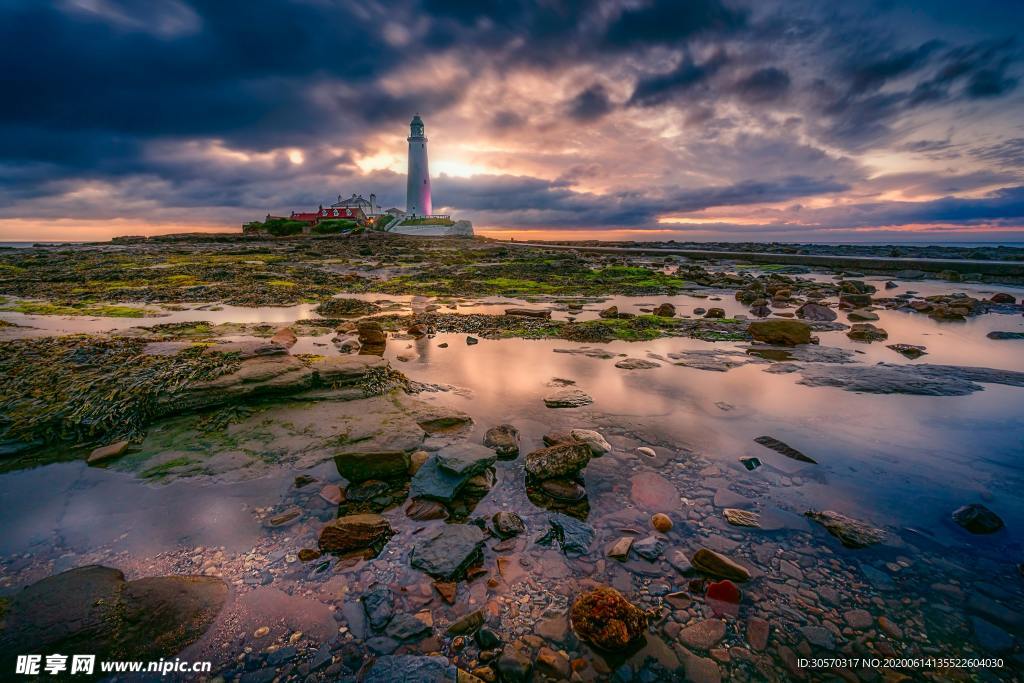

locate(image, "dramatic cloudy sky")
[[2, 0, 1023, 242]]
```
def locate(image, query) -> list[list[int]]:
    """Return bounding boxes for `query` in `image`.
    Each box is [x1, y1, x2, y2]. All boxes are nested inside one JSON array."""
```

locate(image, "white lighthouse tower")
[[406, 114, 432, 216]]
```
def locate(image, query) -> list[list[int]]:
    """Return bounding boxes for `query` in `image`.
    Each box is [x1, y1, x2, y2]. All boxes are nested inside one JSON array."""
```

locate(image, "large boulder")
[[0, 565, 226, 667], [318, 513, 395, 553], [847, 323, 888, 342], [525, 443, 592, 479], [748, 320, 812, 346], [952, 504, 1004, 534], [410, 524, 486, 580], [570, 586, 647, 651]]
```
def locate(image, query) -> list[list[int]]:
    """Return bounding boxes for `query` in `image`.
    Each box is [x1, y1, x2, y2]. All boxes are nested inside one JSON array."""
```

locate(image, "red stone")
[[706, 579, 741, 604]]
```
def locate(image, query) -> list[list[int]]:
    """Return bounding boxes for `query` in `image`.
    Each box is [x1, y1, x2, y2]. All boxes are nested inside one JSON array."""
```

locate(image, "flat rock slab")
[[754, 435, 817, 464], [806, 510, 887, 548], [362, 655, 457, 682], [537, 513, 595, 557], [630, 471, 679, 510], [410, 524, 486, 580], [614, 358, 661, 369], [410, 455, 475, 502], [436, 443, 498, 476], [505, 308, 551, 318], [797, 362, 1024, 396], [543, 388, 593, 408]]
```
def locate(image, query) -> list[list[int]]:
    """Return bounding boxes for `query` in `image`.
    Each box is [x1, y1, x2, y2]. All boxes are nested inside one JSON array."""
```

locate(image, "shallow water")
[[2, 277, 1023, 679]]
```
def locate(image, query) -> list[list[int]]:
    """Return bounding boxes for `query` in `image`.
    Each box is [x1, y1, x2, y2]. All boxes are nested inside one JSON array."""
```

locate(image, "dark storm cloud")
[[0, 0, 1022, 237]]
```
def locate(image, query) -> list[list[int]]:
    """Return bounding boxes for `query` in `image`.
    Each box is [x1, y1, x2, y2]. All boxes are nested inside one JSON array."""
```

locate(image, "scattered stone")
[[706, 580, 740, 606], [537, 514, 595, 556], [87, 439, 131, 465], [704, 307, 726, 318], [987, 331, 1024, 340], [410, 455, 477, 503], [952, 503, 1004, 534], [436, 443, 498, 476], [492, 511, 526, 538], [691, 548, 751, 582], [433, 581, 457, 604], [630, 471, 678, 510], [318, 484, 343, 505], [847, 323, 889, 342], [805, 510, 886, 548], [538, 478, 587, 502], [614, 357, 661, 369], [636, 446, 656, 458], [536, 647, 571, 680], [297, 548, 321, 562], [466, 336, 478, 345], [357, 320, 387, 346], [362, 655, 456, 682], [668, 550, 694, 575], [746, 617, 769, 651], [318, 514, 394, 553], [410, 524, 486, 580], [844, 609, 873, 629], [971, 617, 1015, 653], [496, 640, 533, 682], [632, 535, 667, 561], [795, 302, 837, 322], [543, 387, 593, 408], [679, 619, 727, 650], [409, 450, 429, 475], [651, 513, 673, 533], [570, 586, 646, 651], [847, 308, 879, 321], [723, 509, 760, 528], [270, 326, 298, 348], [385, 613, 432, 641], [878, 616, 903, 640], [345, 479, 391, 502], [887, 343, 927, 358], [608, 536, 634, 560], [754, 435, 817, 463], [653, 303, 676, 317], [525, 443, 591, 479], [362, 589, 396, 630], [405, 498, 449, 521], [989, 293, 1016, 304], [739, 457, 761, 471], [483, 424, 520, 458], [267, 507, 302, 527], [598, 305, 619, 318], [504, 308, 551, 318], [748, 320, 812, 345], [333, 450, 410, 483], [801, 626, 835, 650], [447, 609, 484, 635], [569, 429, 611, 455]]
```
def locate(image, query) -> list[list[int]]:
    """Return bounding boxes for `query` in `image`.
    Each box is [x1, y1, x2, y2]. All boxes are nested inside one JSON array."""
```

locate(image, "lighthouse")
[[406, 114, 432, 216]]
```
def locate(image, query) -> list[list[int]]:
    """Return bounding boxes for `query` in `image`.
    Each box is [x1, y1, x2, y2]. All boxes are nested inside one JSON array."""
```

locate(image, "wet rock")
[[362, 655, 456, 683], [749, 304, 772, 317], [847, 308, 879, 321], [543, 430, 575, 446], [476, 627, 502, 650], [887, 343, 927, 358], [878, 616, 903, 640], [691, 548, 751, 582], [632, 535, 667, 561], [669, 550, 694, 575], [678, 619, 726, 650], [971, 617, 1015, 653], [536, 647, 571, 679], [608, 536, 634, 560], [362, 588, 395, 630], [952, 503, 1004, 534], [466, 336, 478, 345], [801, 626, 835, 650], [318, 514, 395, 553], [357, 320, 387, 346], [483, 424, 520, 458], [636, 446, 657, 457], [570, 428, 612, 455], [270, 326, 298, 348], [570, 586, 647, 651], [405, 498, 449, 521], [87, 439, 131, 464], [410, 524, 486, 580], [409, 450, 429, 475], [437, 443, 498, 477], [0, 566, 226, 664], [599, 305, 619, 318], [537, 513, 595, 556], [797, 362, 1024, 395], [653, 303, 676, 317], [543, 387, 593, 408], [805, 510, 886, 548], [651, 513, 673, 533], [433, 581, 457, 604], [525, 443, 591, 479], [297, 548, 321, 562], [410, 455, 476, 503], [319, 484, 343, 505], [840, 292, 873, 308], [614, 357, 661, 369], [704, 307, 726, 318], [989, 293, 1016, 304], [739, 457, 761, 471], [333, 450, 410, 483], [266, 507, 302, 527], [496, 640, 533, 682], [746, 617, 769, 651], [723, 509, 760, 527], [345, 479, 391, 502], [987, 331, 1024, 340], [795, 302, 837, 322], [630, 471, 678, 510], [754, 435, 817, 464], [505, 308, 551, 318], [682, 652, 721, 683], [748, 320, 812, 345], [844, 609, 873, 629], [539, 478, 587, 502], [847, 323, 888, 342], [492, 511, 526, 538], [447, 609, 484, 635]]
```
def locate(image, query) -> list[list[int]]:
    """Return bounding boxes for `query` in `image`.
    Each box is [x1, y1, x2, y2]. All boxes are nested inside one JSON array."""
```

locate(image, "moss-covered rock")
[[747, 319, 812, 345]]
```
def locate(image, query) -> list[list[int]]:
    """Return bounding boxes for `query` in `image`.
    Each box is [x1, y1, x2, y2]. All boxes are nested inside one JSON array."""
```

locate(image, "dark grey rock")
[[362, 587, 395, 630], [364, 636, 400, 655], [362, 655, 457, 682], [436, 443, 498, 476], [632, 535, 667, 561], [385, 613, 431, 641], [410, 524, 486, 580], [797, 362, 1024, 396], [410, 455, 474, 503], [493, 511, 526, 538], [536, 514, 594, 557], [952, 504, 1005, 534], [971, 617, 1015, 654]]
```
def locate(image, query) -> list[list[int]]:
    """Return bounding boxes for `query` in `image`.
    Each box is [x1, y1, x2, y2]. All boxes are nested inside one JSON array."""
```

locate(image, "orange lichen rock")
[[570, 586, 646, 651]]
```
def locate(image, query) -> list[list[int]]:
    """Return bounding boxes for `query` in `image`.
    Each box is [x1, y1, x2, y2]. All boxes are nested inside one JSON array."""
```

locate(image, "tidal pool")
[[1, 281, 1022, 680]]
